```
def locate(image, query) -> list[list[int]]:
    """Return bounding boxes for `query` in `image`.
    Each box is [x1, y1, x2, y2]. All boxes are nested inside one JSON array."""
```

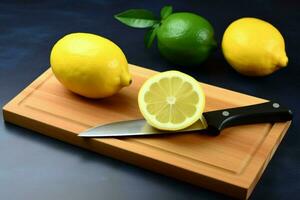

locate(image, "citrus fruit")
[[138, 71, 205, 131], [156, 12, 217, 66], [50, 33, 132, 98], [222, 17, 288, 76]]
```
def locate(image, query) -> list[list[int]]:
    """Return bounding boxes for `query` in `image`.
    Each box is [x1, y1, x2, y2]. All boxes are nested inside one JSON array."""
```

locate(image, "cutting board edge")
[[246, 121, 291, 199], [2, 107, 250, 199], [2, 68, 52, 112]]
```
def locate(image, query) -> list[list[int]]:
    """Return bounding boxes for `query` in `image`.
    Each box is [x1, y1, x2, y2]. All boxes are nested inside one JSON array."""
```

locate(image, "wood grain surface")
[[2, 64, 291, 199]]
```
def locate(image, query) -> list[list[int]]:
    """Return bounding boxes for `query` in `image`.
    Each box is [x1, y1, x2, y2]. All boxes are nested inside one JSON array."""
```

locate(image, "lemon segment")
[[138, 71, 205, 131]]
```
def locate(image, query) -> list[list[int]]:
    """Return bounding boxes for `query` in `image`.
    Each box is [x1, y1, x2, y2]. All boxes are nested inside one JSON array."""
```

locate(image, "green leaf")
[[144, 25, 159, 48], [160, 5, 173, 19], [114, 9, 159, 28]]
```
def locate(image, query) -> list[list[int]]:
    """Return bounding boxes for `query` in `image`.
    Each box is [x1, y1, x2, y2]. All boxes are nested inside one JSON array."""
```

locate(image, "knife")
[[79, 101, 293, 137]]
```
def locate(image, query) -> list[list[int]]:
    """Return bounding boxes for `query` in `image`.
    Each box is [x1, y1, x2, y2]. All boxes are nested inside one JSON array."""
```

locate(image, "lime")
[[50, 33, 132, 98], [156, 13, 217, 66], [138, 71, 205, 131]]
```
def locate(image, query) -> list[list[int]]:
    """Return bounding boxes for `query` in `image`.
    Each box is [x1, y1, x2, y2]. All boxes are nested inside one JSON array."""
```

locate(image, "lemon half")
[[138, 71, 205, 131]]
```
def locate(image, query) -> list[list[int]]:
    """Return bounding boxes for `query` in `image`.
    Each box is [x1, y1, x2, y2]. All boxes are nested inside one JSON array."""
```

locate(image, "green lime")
[[156, 12, 216, 66]]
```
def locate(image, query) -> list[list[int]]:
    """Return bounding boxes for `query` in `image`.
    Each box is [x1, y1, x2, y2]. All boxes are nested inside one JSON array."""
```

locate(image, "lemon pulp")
[[138, 71, 205, 131]]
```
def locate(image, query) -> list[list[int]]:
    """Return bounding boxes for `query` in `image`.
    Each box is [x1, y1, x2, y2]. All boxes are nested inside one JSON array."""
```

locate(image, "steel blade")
[[79, 117, 208, 137]]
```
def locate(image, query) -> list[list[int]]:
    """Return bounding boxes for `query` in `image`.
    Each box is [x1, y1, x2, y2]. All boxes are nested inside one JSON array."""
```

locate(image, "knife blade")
[[78, 101, 293, 137]]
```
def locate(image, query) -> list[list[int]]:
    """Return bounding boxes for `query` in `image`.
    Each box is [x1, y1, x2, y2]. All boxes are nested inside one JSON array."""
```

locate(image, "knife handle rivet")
[[222, 111, 230, 116], [273, 103, 280, 108]]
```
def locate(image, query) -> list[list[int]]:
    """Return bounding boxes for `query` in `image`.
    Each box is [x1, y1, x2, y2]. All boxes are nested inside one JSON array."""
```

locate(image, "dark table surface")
[[1, 0, 299, 199]]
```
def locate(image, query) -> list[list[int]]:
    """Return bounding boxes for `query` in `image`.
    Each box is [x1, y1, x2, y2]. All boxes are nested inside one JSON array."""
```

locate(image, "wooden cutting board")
[[3, 64, 291, 199]]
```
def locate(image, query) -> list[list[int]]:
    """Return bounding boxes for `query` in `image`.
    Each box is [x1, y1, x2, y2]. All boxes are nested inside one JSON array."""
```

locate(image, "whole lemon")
[[222, 18, 288, 76], [50, 33, 132, 98]]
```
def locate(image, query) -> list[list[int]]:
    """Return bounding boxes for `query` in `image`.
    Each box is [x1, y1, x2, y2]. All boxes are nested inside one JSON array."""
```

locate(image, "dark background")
[[0, 0, 299, 199]]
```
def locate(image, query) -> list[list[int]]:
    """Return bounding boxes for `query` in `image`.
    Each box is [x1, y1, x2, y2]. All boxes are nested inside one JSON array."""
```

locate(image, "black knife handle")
[[203, 101, 293, 135]]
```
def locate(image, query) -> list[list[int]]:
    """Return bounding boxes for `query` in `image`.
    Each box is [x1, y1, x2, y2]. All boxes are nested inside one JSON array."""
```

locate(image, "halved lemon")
[[138, 71, 205, 131]]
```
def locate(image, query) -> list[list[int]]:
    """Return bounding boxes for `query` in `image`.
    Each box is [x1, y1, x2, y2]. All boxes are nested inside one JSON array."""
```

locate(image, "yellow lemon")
[[222, 18, 288, 76], [50, 33, 132, 98], [138, 71, 205, 131]]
